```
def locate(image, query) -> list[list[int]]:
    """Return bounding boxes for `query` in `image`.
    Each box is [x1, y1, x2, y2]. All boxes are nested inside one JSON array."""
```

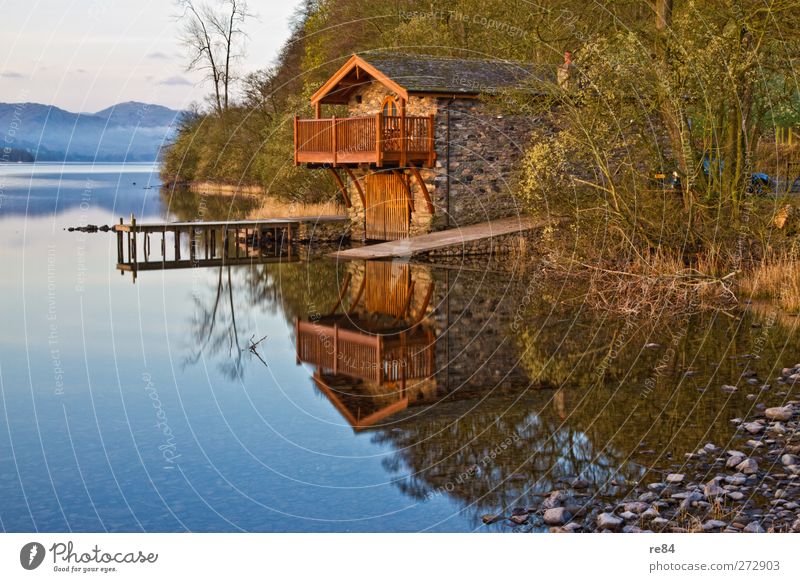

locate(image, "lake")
[[1, 163, 798, 532]]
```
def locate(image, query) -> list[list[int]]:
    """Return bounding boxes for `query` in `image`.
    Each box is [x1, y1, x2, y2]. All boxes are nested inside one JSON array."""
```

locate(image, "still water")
[[1, 163, 798, 532]]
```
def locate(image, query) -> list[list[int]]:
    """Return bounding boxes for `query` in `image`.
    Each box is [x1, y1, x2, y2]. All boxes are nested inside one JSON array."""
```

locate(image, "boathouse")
[[293, 53, 550, 240]]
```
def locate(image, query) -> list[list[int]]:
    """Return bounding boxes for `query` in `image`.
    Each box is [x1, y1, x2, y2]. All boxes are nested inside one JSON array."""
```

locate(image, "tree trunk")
[[655, 0, 673, 30]]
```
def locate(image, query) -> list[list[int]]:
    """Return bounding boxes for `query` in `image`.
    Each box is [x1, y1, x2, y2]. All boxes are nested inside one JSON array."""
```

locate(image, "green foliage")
[[516, 0, 800, 261]]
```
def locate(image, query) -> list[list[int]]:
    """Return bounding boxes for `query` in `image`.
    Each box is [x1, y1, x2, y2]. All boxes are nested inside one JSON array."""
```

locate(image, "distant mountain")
[[93, 101, 182, 128], [0, 102, 185, 162]]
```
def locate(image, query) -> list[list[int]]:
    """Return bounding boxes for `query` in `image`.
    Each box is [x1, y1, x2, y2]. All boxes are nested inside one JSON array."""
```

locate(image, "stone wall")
[[341, 80, 540, 243], [432, 97, 538, 229]]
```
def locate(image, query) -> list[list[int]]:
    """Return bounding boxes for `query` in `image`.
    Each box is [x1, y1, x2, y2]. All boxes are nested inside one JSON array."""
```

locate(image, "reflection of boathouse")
[[294, 261, 533, 430], [295, 261, 437, 430]]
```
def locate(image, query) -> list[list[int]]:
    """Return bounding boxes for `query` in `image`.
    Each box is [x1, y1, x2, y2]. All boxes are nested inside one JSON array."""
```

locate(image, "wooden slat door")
[[364, 171, 410, 240]]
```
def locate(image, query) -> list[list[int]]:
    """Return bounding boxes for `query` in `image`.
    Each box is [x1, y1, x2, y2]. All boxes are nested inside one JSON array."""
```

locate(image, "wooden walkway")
[[114, 214, 347, 281], [331, 217, 539, 260]]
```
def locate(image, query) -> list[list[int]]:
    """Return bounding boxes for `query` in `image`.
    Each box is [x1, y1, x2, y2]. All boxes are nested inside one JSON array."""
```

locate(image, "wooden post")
[[130, 213, 137, 264], [333, 323, 339, 375], [427, 114, 435, 167], [293, 116, 299, 165], [376, 112, 383, 167], [331, 115, 337, 166], [174, 228, 180, 261], [117, 217, 124, 263], [399, 98, 407, 167]]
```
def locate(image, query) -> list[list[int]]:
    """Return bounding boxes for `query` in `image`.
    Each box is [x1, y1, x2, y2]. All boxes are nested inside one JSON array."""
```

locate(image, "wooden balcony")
[[294, 114, 436, 167]]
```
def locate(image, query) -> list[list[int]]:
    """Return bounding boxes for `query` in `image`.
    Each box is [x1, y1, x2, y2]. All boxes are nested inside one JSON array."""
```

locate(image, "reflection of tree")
[[373, 280, 800, 527], [372, 394, 644, 525], [183, 260, 346, 378], [160, 186, 259, 222], [184, 265, 250, 380]]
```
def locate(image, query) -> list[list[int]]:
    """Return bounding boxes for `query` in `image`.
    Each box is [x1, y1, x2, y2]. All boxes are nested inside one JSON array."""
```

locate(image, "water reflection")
[[295, 261, 437, 430], [287, 261, 800, 527], [4, 162, 800, 532]]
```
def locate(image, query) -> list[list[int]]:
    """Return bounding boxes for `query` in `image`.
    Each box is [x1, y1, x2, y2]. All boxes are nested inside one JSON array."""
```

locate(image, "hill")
[[0, 102, 184, 162]]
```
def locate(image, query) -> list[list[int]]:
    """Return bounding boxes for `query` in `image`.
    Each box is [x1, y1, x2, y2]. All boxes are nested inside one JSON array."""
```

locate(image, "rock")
[[543, 507, 572, 526], [727, 455, 745, 468], [652, 517, 669, 527], [702, 519, 728, 531], [782, 454, 798, 466], [721, 384, 738, 393], [508, 514, 529, 525], [703, 442, 719, 453], [542, 490, 568, 510], [737, 458, 759, 475], [765, 406, 793, 421], [648, 482, 666, 491], [743, 521, 765, 533], [638, 492, 659, 503], [597, 512, 623, 530], [482, 514, 502, 524], [571, 478, 590, 490], [746, 439, 764, 448], [623, 501, 650, 514], [704, 479, 726, 498], [743, 422, 764, 434], [620, 511, 637, 521], [622, 525, 644, 533], [725, 473, 748, 485], [727, 491, 745, 501], [666, 473, 685, 484], [641, 508, 659, 519]]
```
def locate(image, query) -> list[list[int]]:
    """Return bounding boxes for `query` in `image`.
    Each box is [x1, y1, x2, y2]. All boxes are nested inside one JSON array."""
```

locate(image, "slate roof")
[[362, 53, 553, 95]]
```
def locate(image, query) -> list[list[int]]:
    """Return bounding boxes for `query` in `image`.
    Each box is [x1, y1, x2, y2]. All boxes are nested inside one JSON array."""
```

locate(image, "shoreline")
[[484, 364, 800, 533]]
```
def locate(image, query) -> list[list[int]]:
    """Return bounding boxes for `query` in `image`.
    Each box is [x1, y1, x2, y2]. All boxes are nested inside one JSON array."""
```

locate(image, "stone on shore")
[[743, 521, 765, 533], [597, 512, 623, 530], [623, 501, 650, 514], [736, 458, 759, 475], [764, 406, 793, 421], [666, 473, 685, 484], [703, 479, 726, 498], [743, 422, 764, 434], [543, 507, 572, 526]]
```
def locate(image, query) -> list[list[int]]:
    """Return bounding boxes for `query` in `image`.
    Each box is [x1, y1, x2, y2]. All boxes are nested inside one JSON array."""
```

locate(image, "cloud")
[[159, 75, 193, 86], [1, 71, 25, 79], [146, 51, 170, 60]]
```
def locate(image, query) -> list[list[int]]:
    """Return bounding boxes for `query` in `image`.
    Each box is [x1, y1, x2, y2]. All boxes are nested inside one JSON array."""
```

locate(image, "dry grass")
[[246, 199, 346, 219], [552, 250, 737, 318], [739, 253, 800, 313]]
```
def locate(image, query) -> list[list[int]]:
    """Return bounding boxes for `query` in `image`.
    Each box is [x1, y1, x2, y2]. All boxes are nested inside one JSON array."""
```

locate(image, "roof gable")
[[311, 53, 549, 105]]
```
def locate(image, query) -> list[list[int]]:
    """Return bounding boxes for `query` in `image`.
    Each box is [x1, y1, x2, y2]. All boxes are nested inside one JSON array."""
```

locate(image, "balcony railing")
[[294, 114, 435, 167]]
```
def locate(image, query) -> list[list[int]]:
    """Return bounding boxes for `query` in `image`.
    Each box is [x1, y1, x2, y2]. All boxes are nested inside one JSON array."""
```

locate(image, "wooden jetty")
[[330, 216, 539, 260], [114, 214, 345, 280]]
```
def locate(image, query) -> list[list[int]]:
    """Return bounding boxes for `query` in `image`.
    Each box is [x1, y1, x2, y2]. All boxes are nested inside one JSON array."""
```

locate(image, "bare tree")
[[177, 0, 252, 115]]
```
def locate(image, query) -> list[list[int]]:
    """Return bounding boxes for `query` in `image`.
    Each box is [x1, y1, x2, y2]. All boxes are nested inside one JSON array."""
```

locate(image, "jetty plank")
[[331, 217, 540, 260]]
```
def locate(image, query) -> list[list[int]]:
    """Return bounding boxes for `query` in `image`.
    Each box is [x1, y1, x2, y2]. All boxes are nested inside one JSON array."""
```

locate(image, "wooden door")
[[364, 172, 410, 240]]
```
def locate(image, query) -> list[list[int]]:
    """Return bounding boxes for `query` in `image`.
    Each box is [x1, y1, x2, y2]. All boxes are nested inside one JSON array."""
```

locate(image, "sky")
[[0, 0, 304, 112]]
